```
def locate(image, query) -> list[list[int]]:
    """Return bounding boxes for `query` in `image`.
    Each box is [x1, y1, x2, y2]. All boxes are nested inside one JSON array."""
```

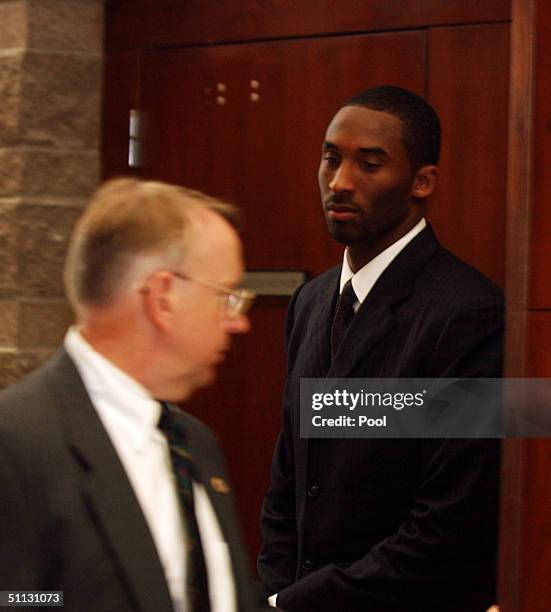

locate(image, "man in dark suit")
[[0, 178, 264, 611], [258, 86, 503, 611]]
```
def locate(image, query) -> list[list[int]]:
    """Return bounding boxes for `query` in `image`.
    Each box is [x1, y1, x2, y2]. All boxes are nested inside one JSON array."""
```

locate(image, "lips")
[[326, 202, 359, 222]]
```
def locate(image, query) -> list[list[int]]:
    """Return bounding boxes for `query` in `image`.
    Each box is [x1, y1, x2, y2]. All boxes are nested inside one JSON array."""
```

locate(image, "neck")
[[79, 317, 194, 404], [79, 304, 152, 389], [346, 214, 423, 272]]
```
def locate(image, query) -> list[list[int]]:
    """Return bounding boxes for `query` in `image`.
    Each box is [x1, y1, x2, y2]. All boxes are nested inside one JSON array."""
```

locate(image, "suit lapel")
[[48, 351, 173, 612], [303, 268, 340, 377], [327, 300, 397, 378], [327, 226, 440, 378]]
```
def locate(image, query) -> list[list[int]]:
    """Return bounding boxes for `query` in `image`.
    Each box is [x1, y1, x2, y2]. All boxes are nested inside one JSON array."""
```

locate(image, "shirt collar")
[[64, 326, 162, 448], [339, 217, 427, 304]]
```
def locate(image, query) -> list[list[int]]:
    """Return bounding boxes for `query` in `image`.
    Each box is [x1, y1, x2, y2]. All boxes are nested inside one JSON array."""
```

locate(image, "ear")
[[140, 271, 176, 332], [410, 164, 438, 199]]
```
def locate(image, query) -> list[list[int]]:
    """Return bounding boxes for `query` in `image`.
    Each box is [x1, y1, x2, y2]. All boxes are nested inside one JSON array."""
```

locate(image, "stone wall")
[[0, 0, 102, 387]]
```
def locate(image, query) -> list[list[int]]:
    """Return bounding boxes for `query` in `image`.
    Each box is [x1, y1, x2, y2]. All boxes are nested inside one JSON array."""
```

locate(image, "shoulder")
[[282, 265, 340, 344], [0, 352, 76, 493], [168, 407, 233, 480], [394, 226, 503, 306], [169, 407, 224, 455], [0, 351, 65, 426], [419, 247, 504, 309], [291, 265, 340, 308], [172, 408, 216, 439], [302, 265, 341, 292]]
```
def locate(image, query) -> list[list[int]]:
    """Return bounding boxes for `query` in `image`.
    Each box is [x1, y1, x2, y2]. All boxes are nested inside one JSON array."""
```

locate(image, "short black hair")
[[342, 85, 441, 170]]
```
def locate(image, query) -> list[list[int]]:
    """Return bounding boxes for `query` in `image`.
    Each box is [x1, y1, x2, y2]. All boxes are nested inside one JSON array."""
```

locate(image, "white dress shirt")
[[340, 217, 427, 307], [64, 327, 237, 612]]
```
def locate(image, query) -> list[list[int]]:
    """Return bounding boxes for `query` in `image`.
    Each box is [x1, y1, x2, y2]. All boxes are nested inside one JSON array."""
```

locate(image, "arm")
[[258, 425, 299, 595], [277, 439, 499, 611], [257, 285, 306, 595], [427, 294, 504, 379]]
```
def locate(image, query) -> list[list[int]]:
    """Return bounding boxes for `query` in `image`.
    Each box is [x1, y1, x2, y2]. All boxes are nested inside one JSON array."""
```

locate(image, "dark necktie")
[[330, 278, 357, 361], [158, 405, 211, 612]]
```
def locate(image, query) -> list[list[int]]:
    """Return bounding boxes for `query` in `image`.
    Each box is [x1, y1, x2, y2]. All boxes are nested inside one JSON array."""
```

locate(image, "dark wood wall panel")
[[101, 51, 140, 178], [504, 0, 534, 379], [500, 438, 551, 612], [427, 24, 510, 288], [529, 1, 551, 308], [498, 1, 551, 610], [500, 315, 551, 610], [105, 0, 510, 50], [527, 311, 551, 376], [513, 440, 551, 610]]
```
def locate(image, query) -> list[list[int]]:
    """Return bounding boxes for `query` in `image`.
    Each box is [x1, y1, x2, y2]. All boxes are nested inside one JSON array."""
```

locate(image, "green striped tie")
[[158, 404, 211, 611]]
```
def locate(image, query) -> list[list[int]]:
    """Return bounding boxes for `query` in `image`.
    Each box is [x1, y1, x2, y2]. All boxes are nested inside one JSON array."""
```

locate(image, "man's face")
[[166, 212, 249, 400], [318, 105, 421, 257]]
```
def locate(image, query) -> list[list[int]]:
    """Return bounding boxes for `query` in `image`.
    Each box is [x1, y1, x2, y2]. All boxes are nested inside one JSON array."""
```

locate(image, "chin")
[[165, 366, 217, 404], [327, 222, 357, 246], [191, 368, 217, 393]]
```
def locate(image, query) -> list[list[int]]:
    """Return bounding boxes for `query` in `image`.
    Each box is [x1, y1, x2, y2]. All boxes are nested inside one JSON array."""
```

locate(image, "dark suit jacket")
[[0, 349, 262, 612], [258, 226, 503, 611]]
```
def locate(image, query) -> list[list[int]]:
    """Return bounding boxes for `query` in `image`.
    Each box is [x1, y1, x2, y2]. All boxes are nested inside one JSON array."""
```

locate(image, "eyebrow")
[[322, 141, 389, 157]]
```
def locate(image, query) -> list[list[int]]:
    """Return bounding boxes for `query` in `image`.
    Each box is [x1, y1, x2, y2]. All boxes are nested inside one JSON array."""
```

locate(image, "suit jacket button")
[[301, 557, 314, 571], [307, 484, 319, 497]]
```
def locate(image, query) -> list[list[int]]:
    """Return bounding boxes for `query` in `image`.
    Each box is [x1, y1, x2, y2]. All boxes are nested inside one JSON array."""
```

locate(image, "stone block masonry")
[[0, 0, 103, 388]]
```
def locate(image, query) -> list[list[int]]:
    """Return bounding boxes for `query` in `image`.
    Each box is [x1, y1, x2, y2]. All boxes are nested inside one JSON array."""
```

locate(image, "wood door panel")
[[105, 0, 510, 51], [500, 310, 551, 611], [529, 2, 551, 308], [520, 439, 551, 610], [101, 50, 140, 179], [427, 24, 510, 288], [507, 438, 551, 611], [527, 311, 551, 377]]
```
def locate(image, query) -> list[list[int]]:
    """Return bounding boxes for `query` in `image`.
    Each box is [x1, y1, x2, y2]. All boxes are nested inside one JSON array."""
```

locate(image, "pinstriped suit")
[[259, 225, 503, 611]]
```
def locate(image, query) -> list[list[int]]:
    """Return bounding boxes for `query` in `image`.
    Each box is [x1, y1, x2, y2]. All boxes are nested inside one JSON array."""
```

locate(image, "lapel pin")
[[209, 477, 230, 494]]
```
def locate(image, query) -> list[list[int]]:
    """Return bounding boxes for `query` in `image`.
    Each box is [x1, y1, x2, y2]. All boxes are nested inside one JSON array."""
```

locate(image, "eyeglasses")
[[170, 271, 256, 318]]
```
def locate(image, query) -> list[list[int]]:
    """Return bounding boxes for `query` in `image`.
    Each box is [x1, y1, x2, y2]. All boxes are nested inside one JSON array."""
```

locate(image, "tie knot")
[[157, 402, 173, 431], [157, 404, 194, 473], [340, 278, 357, 305]]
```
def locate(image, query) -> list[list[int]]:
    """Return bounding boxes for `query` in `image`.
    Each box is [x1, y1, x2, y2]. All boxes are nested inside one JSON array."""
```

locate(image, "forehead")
[[186, 211, 243, 281], [324, 106, 405, 154]]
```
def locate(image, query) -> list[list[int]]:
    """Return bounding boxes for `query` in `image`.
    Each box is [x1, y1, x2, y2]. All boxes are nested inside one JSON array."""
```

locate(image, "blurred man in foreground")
[[0, 178, 265, 611]]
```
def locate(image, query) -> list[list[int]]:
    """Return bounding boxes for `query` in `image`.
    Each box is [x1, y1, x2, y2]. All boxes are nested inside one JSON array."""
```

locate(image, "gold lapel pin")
[[209, 477, 230, 494]]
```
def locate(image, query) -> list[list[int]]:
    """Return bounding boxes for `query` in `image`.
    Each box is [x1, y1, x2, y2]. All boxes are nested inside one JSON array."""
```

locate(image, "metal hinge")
[[128, 109, 143, 168]]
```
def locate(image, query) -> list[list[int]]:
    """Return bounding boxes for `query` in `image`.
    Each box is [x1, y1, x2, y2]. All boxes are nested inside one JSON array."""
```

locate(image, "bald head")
[[65, 178, 250, 401], [64, 178, 238, 317]]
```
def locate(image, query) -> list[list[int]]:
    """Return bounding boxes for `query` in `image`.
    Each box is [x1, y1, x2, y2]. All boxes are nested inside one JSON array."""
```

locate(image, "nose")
[[328, 162, 354, 194], [222, 313, 251, 335]]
